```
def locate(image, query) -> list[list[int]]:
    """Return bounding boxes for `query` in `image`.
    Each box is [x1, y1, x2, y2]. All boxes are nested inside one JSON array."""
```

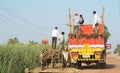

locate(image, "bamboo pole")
[[71, 12, 75, 33], [68, 8, 72, 33], [102, 7, 105, 33], [102, 7, 104, 24]]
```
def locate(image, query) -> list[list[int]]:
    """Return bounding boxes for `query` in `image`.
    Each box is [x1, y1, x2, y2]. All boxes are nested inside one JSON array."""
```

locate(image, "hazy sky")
[[0, 0, 120, 52]]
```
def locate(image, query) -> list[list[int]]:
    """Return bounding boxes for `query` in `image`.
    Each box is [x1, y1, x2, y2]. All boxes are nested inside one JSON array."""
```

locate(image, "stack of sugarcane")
[[41, 49, 51, 60], [41, 49, 60, 60], [40, 49, 61, 69]]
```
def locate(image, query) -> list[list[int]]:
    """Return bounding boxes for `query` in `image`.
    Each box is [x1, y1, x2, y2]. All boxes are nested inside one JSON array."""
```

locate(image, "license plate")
[[82, 55, 90, 58]]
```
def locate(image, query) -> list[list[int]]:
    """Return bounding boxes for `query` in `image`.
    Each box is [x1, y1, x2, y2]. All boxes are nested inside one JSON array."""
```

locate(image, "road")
[[33, 54, 120, 73]]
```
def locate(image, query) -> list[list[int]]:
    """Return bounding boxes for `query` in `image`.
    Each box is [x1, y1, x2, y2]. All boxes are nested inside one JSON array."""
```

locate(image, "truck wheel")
[[71, 63, 76, 68], [97, 63, 100, 69], [76, 61, 81, 69], [101, 63, 106, 69], [97, 63, 106, 69]]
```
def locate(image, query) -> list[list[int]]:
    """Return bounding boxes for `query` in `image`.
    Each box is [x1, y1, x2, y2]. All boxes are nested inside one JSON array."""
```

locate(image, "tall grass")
[[0, 44, 49, 73]]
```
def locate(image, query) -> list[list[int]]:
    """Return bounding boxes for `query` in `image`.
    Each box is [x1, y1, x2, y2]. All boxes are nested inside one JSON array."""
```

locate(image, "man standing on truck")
[[74, 14, 84, 32], [52, 27, 59, 49], [93, 11, 100, 33], [78, 14, 84, 25]]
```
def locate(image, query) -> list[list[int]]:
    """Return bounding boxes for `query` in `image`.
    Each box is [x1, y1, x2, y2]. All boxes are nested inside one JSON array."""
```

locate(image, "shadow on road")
[[79, 64, 116, 70], [105, 64, 116, 69]]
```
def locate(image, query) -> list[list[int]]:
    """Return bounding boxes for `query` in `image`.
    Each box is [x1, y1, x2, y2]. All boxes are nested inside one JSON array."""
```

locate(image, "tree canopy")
[[104, 25, 111, 43], [114, 44, 120, 55], [8, 37, 19, 44]]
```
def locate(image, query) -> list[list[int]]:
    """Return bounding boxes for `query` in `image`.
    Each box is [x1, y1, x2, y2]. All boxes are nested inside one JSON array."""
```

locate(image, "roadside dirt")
[[33, 54, 120, 73]]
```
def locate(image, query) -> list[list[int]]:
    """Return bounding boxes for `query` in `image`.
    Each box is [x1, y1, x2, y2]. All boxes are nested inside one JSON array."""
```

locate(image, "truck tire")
[[101, 63, 106, 69], [71, 63, 76, 68], [97, 63, 106, 69], [76, 61, 81, 69]]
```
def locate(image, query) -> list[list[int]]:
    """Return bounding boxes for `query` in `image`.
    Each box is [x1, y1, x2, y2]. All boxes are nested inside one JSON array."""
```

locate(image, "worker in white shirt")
[[52, 27, 59, 49], [59, 32, 65, 50], [93, 11, 100, 33]]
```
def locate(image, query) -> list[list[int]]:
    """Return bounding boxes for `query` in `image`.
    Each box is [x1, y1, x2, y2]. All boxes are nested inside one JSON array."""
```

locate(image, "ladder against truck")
[[68, 24, 107, 68]]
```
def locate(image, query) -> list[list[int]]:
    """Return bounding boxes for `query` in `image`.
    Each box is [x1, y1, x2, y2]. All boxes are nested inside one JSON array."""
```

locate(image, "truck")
[[68, 24, 107, 68]]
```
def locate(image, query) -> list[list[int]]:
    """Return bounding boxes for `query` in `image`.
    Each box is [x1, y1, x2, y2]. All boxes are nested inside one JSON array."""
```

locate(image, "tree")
[[29, 40, 38, 45], [8, 37, 19, 44], [14, 37, 19, 43], [114, 44, 120, 54], [104, 25, 111, 43]]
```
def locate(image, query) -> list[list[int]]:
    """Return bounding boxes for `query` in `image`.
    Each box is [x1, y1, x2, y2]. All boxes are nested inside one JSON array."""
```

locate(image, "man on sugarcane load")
[[78, 14, 84, 25], [52, 27, 59, 49], [74, 14, 84, 32], [93, 11, 101, 33]]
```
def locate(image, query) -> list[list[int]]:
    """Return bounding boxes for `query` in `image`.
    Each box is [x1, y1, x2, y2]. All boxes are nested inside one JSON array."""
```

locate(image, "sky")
[[0, 0, 120, 52]]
